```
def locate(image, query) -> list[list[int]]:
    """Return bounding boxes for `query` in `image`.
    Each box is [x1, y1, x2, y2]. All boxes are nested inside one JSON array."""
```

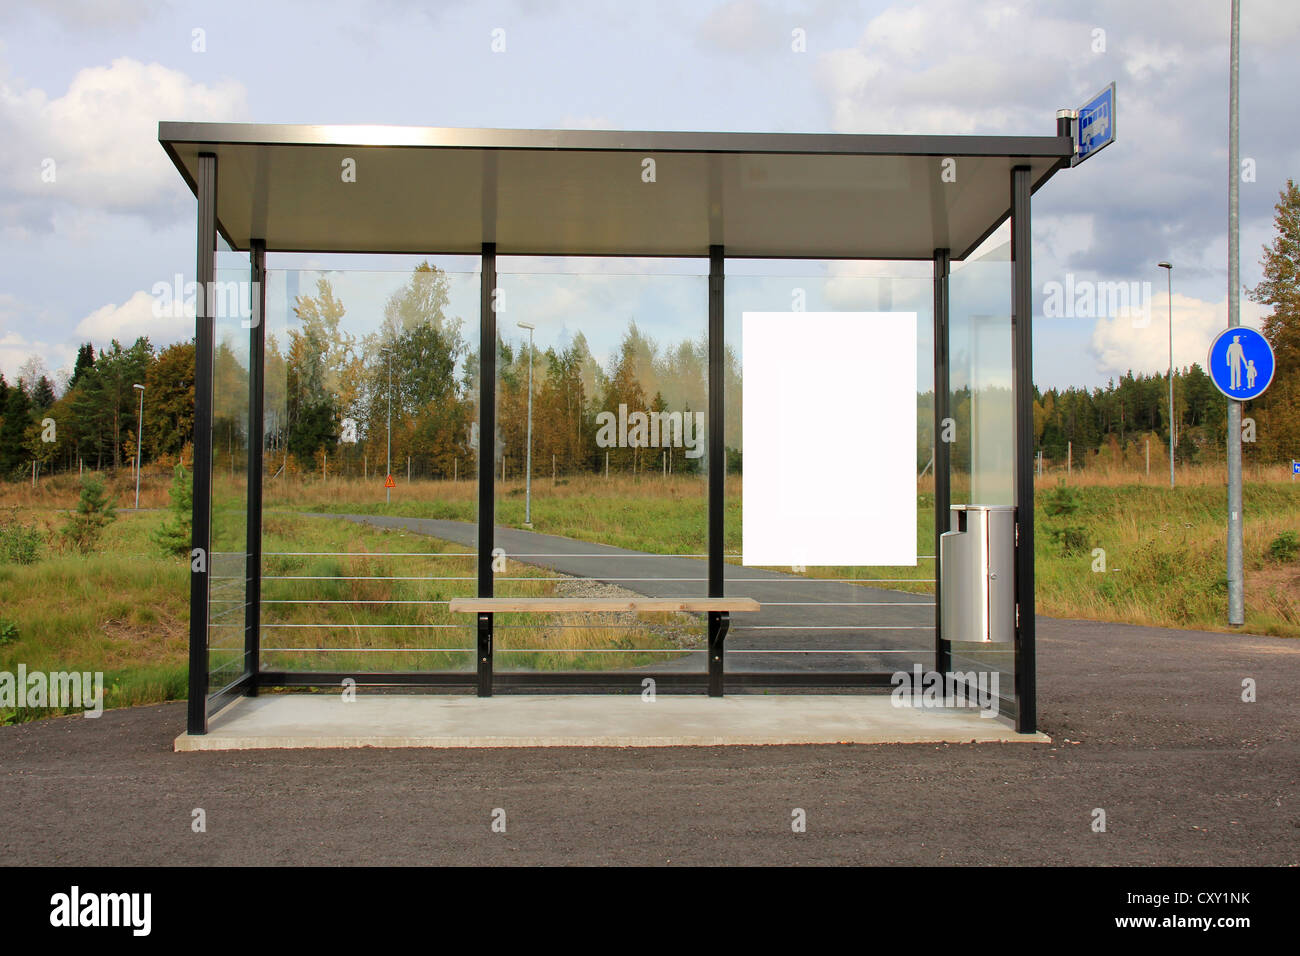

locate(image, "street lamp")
[[1158, 261, 1174, 488], [517, 322, 535, 528], [381, 346, 394, 505], [132, 383, 145, 508]]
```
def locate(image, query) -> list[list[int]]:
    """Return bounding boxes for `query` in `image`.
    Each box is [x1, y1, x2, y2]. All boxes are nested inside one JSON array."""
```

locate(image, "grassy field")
[[0, 474, 697, 722], [0, 463, 1296, 720], [264, 465, 1300, 635], [254, 509, 695, 676], [0, 505, 189, 722]]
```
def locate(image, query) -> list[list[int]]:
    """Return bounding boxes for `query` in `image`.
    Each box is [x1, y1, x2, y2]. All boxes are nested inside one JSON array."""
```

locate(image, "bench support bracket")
[[476, 613, 493, 697], [707, 611, 729, 697]]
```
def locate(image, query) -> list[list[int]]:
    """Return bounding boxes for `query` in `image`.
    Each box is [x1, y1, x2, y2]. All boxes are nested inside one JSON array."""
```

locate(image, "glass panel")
[[724, 265, 936, 679], [258, 264, 480, 674], [947, 241, 1015, 715], [206, 253, 251, 698], [491, 262, 710, 672]]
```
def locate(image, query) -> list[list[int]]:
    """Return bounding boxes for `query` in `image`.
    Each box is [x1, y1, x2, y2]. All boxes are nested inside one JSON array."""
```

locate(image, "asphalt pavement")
[[0, 615, 1293, 866], [326, 513, 936, 672]]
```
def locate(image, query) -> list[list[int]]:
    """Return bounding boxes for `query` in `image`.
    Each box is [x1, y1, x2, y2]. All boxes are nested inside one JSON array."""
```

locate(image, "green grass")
[[1032, 482, 1300, 636], [0, 511, 189, 723], [0, 505, 693, 721], [254, 510, 688, 675], [276, 473, 938, 590], [280, 473, 1300, 636], [1, 471, 1295, 723]]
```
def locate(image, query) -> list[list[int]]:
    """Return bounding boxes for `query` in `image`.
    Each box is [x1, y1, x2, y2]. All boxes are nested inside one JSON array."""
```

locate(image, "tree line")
[[2, 180, 1297, 482], [256, 263, 740, 481], [0, 338, 194, 479]]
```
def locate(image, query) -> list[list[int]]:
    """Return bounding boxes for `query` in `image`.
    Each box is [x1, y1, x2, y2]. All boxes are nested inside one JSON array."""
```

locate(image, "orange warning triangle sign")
[[384, 474, 395, 488]]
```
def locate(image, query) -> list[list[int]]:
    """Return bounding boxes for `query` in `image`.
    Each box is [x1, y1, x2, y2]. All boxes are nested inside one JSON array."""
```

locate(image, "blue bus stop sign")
[[1073, 83, 1116, 165], [1207, 326, 1275, 401]]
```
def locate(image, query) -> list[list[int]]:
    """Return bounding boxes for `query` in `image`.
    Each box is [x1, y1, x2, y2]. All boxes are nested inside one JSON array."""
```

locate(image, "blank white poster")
[[742, 312, 917, 567]]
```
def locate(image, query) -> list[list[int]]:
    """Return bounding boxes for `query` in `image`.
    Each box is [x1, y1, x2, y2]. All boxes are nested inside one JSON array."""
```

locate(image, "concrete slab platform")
[[175, 694, 1050, 750]]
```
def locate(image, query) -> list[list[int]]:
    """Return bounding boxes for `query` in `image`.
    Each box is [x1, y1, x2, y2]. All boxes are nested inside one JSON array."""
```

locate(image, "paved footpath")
[[325, 513, 936, 672], [0, 616, 1294, 865]]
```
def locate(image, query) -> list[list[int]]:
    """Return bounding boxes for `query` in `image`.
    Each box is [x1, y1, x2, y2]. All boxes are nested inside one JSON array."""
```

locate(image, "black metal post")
[[932, 248, 951, 675], [707, 611, 729, 697], [243, 239, 266, 695], [707, 245, 725, 696], [187, 152, 217, 735], [1010, 167, 1036, 733], [477, 242, 497, 697]]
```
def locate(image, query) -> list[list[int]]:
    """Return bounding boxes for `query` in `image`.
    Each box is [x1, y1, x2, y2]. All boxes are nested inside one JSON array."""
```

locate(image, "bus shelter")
[[160, 119, 1078, 739]]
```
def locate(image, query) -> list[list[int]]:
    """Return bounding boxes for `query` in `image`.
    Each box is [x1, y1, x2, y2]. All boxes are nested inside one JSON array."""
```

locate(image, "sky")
[[1, 0, 1296, 391]]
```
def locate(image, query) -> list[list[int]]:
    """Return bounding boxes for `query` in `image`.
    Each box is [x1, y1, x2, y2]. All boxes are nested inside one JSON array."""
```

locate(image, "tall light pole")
[[382, 346, 394, 505], [1158, 261, 1174, 488], [517, 322, 535, 528], [132, 383, 145, 508]]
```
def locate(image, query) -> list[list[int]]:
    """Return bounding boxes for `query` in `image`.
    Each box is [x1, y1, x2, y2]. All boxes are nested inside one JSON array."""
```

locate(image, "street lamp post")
[[132, 383, 145, 508], [1158, 261, 1174, 488], [382, 346, 394, 505], [517, 322, 535, 527]]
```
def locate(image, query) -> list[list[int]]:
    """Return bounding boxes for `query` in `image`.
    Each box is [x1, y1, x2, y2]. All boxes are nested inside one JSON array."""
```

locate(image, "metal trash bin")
[[940, 504, 1015, 643]]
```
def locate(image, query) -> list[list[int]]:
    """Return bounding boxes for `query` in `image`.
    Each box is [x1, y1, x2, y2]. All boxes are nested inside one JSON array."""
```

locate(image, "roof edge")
[[158, 121, 1073, 158]]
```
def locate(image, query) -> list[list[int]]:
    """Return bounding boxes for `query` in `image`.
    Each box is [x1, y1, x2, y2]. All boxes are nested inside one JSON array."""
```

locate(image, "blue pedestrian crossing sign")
[[1207, 327, 1275, 401]]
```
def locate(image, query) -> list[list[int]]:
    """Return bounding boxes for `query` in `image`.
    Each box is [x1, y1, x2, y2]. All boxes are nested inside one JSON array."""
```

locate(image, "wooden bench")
[[448, 597, 760, 696], [448, 598, 759, 614]]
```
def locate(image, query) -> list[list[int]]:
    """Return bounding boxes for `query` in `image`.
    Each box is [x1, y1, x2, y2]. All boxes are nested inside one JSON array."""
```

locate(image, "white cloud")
[[1032, 213, 1097, 292], [809, 0, 1299, 312], [814, 1, 1088, 135], [1089, 292, 1267, 377], [74, 289, 193, 350], [0, 330, 74, 385], [0, 57, 246, 225], [0, 292, 72, 381]]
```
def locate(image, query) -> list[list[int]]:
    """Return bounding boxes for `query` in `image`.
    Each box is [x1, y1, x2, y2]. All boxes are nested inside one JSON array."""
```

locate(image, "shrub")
[[60, 475, 117, 554], [0, 509, 42, 565], [1043, 480, 1082, 517], [152, 464, 193, 556], [1043, 480, 1088, 555], [1056, 526, 1090, 556], [1268, 530, 1299, 563], [0, 620, 17, 645]]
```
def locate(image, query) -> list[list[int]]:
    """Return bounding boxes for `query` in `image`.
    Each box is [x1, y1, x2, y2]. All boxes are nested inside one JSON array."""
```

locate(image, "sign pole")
[[386, 350, 393, 505], [1226, 0, 1244, 626]]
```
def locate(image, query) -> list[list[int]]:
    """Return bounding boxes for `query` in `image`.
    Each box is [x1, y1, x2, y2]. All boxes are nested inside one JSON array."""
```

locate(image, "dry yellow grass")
[[1031, 460, 1289, 489], [0, 467, 172, 511]]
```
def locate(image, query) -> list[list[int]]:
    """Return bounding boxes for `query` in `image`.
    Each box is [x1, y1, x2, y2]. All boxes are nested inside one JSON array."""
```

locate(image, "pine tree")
[[152, 464, 192, 555], [0, 385, 32, 476], [61, 475, 117, 554], [69, 343, 95, 389], [31, 375, 56, 410]]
